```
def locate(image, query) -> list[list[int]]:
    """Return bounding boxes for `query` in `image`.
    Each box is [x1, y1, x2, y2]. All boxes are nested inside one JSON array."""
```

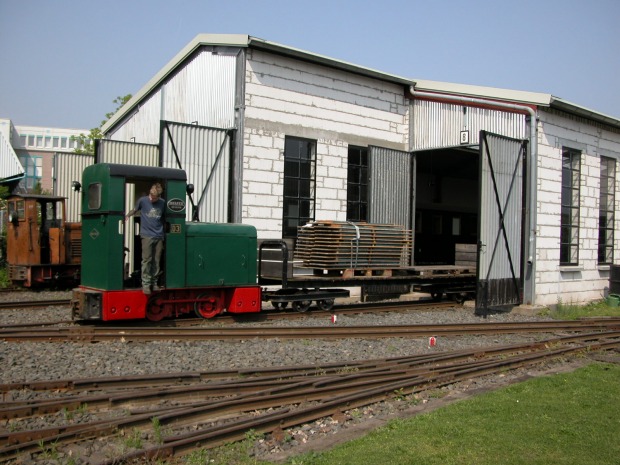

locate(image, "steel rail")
[[0, 299, 71, 309], [1, 318, 620, 342], [1, 331, 619, 461], [107, 334, 620, 463]]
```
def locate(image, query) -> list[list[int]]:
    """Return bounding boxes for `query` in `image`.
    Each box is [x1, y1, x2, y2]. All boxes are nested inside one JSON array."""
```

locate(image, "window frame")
[[560, 147, 581, 266], [346, 145, 369, 222], [282, 136, 316, 239], [598, 156, 616, 265]]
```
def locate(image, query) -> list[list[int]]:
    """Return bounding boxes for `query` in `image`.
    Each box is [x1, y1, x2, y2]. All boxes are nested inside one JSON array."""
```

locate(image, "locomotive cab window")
[[88, 183, 102, 210], [8, 200, 25, 221]]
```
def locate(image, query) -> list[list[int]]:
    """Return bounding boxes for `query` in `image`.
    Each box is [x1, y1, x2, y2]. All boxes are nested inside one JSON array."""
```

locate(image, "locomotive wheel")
[[316, 299, 335, 311], [146, 297, 166, 321], [292, 300, 312, 312], [271, 301, 289, 310], [194, 292, 223, 319]]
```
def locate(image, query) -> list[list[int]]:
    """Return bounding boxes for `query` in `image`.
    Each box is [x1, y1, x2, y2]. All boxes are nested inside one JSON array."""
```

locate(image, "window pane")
[[560, 148, 580, 265], [282, 136, 315, 238], [88, 183, 102, 210]]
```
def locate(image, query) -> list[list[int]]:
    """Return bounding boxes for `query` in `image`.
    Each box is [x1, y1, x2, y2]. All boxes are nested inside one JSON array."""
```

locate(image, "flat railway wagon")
[[71, 163, 476, 322], [259, 237, 476, 312]]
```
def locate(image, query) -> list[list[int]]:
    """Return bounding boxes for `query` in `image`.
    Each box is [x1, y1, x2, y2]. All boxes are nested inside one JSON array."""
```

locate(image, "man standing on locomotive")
[[125, 183, 165, 294]]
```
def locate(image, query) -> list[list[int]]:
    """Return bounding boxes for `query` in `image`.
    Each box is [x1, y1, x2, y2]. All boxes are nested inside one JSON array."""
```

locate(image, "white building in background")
[[0, 119, 89, 192], [96, 34, 620, 310], [0, 119, 94, 223]]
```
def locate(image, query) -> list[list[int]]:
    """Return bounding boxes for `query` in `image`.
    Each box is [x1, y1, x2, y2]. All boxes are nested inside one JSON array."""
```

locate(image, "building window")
[[560, 148, 581, 266], [18, 155, 43, 191], [347, 146, 368, 222], [598, 156, 616, 264], [282, 136, 316, 238]]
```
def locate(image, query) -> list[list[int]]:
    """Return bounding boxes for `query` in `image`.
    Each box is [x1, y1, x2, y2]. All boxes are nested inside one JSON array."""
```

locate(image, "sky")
[[1, 0, 618, 130]]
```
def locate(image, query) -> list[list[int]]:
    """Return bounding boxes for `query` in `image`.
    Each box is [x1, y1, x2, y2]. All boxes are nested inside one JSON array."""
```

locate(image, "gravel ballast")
[[1, 290, 609, 463]]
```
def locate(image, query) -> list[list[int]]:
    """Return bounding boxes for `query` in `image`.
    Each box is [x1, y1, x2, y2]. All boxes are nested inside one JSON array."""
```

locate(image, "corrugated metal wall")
[[96, 140, 159, 166], [52, 152, 94, 222], [161, 121, 231, 223], [106, 49, 237, 145], [107, 90, 163, 144], [0, 128, 24, 181], [163, 51, 237, 129], [477, 131, 525, 309], [368, 145, 415, 231], [412, 100, 527, 150]]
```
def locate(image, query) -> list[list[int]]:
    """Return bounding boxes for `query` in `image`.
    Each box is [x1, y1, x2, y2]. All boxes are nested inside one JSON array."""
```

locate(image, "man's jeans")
[[141, 236, 164, 289]]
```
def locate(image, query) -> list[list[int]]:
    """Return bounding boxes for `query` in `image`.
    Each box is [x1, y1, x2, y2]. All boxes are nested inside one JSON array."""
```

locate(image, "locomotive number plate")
[[170, 224, 182, 234]]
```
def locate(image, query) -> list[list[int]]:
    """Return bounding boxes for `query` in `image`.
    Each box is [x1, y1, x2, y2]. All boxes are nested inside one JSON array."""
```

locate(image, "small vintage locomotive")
[[71, 163, 263, 321], [5, 194, 81, 287]]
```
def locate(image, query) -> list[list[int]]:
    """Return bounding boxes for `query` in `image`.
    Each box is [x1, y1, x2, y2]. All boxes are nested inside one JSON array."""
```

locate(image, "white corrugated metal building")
[[100, 34, 620, 310]]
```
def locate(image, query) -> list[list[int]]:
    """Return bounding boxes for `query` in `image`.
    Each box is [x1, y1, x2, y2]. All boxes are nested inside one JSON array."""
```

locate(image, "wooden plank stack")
[[294, 221, 412, 270]]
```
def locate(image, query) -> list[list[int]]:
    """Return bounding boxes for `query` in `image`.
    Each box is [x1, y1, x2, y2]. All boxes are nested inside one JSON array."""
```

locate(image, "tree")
[[71, 94, 132, 155]]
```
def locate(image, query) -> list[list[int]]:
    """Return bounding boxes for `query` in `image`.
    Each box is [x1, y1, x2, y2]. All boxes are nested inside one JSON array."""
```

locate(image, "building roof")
[[412, 79, 620, 129], [103, 34, 620, 133]]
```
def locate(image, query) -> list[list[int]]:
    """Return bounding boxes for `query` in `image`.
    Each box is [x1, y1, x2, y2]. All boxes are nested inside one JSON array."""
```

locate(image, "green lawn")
[[279, 362, 620, 465]]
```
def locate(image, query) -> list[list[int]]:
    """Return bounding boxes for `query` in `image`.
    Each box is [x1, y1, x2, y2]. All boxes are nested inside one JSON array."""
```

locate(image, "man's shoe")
[[152, 284, 161, 292], [143, 286, 151, 295]]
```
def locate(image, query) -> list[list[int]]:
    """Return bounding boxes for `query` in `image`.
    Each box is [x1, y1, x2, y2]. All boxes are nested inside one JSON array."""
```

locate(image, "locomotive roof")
[[102, 163, 187, 181]]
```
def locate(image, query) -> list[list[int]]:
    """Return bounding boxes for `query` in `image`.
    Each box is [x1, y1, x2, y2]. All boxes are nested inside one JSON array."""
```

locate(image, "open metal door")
[[368, 146, 415, 231], [476, 131, 527, 315]]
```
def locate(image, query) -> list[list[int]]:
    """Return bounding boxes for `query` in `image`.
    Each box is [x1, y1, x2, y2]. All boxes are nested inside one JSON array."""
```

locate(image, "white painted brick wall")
[[535, 109, 620, 306], [241, 49, 409, 238]]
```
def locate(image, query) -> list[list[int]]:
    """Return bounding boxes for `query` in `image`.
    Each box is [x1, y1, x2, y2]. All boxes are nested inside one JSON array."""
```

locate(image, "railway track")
[[1, 318, 620, 342], [1, 329, 618, 462], [0, 296, 452, 312], [0, 298, 71, 309]]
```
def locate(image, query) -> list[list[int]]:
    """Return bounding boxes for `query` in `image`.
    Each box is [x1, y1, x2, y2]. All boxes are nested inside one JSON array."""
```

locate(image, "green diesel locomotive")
[[71, 163, 261, 321]]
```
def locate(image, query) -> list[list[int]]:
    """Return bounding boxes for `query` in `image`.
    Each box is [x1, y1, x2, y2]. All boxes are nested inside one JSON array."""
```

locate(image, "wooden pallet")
[[295, 220, 412, 270]]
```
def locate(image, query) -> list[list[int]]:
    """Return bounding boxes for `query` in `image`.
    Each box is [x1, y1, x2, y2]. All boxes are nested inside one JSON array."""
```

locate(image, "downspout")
[[409, 87, 538, 306]]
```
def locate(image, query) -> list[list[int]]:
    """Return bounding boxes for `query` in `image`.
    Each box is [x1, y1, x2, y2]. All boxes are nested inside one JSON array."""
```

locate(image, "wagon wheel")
[[430, 290, 444, 302], [453, 292, 467, 304], [271, 301, 289, 310], [194, 292, 223, 319], [316, 299, 335, 312], [292, 300, 312, 313], [146, 296, 167, 322]]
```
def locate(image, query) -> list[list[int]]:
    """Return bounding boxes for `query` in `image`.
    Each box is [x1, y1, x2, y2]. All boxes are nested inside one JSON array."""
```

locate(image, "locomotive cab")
[[72, 163, 261, 321], [6, 194, 81, 287]]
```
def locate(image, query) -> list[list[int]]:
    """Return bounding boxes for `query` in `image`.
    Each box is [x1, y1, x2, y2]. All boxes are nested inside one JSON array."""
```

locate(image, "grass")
[[0, 265, 8, 288], [548, 298, 620, 319]]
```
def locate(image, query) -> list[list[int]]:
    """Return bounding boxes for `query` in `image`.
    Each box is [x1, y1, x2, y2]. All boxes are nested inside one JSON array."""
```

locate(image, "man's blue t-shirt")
[[135, 196, 165, 239]]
